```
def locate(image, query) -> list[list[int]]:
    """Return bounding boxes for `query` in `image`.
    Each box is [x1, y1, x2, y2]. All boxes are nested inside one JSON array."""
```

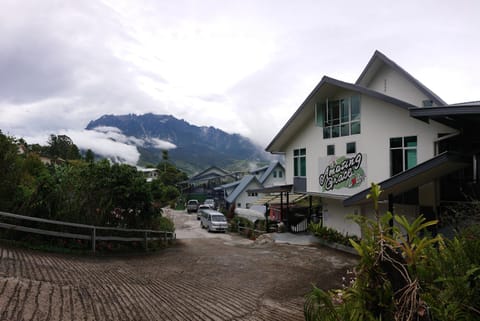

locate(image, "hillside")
[[85, 113, 270, 173]]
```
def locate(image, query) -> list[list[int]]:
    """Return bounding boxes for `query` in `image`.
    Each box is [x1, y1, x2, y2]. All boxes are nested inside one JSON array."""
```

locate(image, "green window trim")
[[293, 148, 306, 177]]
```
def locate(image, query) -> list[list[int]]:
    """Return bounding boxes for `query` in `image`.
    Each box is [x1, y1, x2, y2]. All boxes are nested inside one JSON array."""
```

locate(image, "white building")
[[266, 50, 479, 236]]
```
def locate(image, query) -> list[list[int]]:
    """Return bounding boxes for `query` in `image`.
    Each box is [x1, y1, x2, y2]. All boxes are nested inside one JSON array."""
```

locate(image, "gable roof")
[[189, 166, 231, 182], [258, 161, 284, 184], [356, 50, 446, 106], [225, 175, 261, 203], [266, 75, 417, 153]]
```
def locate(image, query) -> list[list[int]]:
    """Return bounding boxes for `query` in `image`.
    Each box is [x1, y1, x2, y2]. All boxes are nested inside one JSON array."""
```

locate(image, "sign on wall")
[[318, 153, 367, 192]]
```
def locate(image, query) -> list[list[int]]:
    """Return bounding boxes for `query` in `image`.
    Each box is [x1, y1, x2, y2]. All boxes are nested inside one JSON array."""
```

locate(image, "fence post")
[[144, 231, 148, 251], [91, 227, 96, 253]]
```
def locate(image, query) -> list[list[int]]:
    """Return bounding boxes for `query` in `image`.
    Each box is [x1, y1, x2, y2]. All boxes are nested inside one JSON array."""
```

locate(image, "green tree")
[[0, 131, 22, 211], [85, 149, 95, 163], [46, 134, 81, 160]]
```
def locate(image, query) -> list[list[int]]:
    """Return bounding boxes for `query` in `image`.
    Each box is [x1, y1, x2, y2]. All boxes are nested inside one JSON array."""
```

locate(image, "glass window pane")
[[390, 137, 402, 148], [351, 122, 361, 135], [331, 100, 340, 125], [404, 136, 417, 147], [316, 102, 325, 127], [300, 157, 306, 176], [294, 157, 299, 176], [405, 149, 417, 169], [341, 124, 349, 136], [294, 149, 299, 156], [391, 149, 403, 175], [351, 96, 360, 121], [323, 127, 331, 139], [327, 145, 335, 155], [332, 125, 340, 137], [341, 99, 349, 123], [300, 148, 306, 156], [346, 142, 356, 154]]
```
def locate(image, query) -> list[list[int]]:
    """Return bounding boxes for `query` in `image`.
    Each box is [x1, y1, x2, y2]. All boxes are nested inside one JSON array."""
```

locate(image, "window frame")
[[293, 148, 306, 177], [390, 136, 417, 176]]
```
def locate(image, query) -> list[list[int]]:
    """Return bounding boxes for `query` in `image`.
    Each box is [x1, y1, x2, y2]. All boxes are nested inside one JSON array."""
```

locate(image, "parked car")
[[203, 199, 216, 209], [200, 209, 228, 233], [197, 204, 211, 220], [186, 199, 199, 213]]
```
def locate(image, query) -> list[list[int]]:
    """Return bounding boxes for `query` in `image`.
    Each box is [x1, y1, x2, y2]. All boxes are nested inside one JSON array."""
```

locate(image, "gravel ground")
[[0, 210, 357, 320]]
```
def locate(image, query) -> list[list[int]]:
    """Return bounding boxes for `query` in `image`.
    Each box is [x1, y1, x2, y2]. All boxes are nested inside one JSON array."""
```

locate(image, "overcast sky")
[[1, 0, 479, 163]]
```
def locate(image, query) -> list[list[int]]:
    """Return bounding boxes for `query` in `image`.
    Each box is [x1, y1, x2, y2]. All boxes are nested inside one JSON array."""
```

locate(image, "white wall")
[[366, 65, 434, 107], [284, 91, 454, 196], [235, 180, 264, 208], [262, 165, 286, 187], [323, 199, 362, 236]]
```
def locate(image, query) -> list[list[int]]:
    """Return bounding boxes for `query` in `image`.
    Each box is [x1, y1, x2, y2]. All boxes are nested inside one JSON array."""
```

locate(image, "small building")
[[137, 168, 160, 182], [266, 50, 480, 236]]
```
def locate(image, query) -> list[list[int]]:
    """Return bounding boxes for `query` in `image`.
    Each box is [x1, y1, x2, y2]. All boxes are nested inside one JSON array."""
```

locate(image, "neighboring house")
[[137, 168, 159, 182], [216, 175, 264, 210], [266, 50, 480, 237], [181, 166, 239, 195], [250, 161, 286, 187], [215, 162, 286, 212]]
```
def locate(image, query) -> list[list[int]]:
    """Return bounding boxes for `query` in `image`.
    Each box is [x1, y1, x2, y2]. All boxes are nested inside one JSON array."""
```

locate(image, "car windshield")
[[188, 201, 197, 205], [212, 215, 226, 222]]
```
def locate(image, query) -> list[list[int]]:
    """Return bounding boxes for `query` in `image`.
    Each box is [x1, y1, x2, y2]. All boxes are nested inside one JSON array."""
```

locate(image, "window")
[[390, 136, 417, 176], [247, 192, 258, 197], [316, 95, 361, 138], [346, 142, 356, 154], [294, 148, 306, 177], [273, 171, 277, 178], [279, 170, 283, 178], [327, 145, 335, 156]]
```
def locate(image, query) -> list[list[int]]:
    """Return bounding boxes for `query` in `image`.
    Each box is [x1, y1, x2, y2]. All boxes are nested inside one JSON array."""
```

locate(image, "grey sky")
[[1, 0, 479, 163]]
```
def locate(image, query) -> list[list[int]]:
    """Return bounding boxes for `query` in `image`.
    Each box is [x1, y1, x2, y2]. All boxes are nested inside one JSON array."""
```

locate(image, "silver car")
[[200, 209, 228, 233]]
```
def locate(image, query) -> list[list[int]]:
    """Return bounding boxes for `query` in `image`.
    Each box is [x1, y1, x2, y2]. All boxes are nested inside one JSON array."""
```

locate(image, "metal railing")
[[0, 211, 175, 253]]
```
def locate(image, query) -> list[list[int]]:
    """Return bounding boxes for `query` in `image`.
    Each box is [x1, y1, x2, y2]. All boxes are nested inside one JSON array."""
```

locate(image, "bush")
[[308, 222, 359, 247]]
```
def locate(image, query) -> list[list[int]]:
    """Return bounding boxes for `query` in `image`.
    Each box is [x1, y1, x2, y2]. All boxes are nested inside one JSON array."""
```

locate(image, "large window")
[[390, 136, 417, 176], [294, 148, 306, 177], [316, 95, 361, 139]]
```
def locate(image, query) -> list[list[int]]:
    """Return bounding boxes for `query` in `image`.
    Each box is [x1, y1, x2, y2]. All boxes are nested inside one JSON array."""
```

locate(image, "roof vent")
[[422, 99, 434, 107]]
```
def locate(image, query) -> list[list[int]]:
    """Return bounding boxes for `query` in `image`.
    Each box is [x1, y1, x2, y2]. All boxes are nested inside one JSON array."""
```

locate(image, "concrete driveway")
[[0, 210, 357, 320]]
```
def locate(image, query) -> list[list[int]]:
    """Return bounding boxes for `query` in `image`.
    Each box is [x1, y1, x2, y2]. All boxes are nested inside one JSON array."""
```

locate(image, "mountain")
[[85, 113, 270, 173]]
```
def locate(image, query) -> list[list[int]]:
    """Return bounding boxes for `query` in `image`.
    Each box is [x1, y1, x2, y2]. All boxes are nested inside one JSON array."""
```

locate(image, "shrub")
[[308, 222, 360, 247]]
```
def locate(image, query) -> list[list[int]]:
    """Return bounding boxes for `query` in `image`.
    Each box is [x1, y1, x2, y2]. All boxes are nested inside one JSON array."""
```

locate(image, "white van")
[[200, 209, 228, 233]]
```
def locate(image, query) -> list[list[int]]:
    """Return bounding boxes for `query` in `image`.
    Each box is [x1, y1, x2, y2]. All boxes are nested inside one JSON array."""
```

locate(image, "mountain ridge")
[[86, 113, 270, 174]]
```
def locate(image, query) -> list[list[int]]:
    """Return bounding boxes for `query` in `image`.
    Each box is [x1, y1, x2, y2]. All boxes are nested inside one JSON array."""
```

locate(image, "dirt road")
[[0, 210, 357, 320]]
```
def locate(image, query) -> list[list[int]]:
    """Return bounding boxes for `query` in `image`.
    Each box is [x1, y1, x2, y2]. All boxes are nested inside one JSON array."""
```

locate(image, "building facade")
[[267, 50, 480, 236]]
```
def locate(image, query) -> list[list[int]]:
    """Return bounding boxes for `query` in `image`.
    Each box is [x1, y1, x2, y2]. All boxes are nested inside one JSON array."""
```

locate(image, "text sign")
[[319, 153, 366, 191]]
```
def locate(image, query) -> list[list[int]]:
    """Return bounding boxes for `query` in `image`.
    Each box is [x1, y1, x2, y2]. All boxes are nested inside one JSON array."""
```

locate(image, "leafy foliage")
[[308, 222, 360, 247], [305, 183, 480, 321], [0, 132, 181, 232]]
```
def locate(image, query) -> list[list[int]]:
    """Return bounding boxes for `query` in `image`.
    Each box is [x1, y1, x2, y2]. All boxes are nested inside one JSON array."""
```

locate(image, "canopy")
[[234, 208, 265, 223]]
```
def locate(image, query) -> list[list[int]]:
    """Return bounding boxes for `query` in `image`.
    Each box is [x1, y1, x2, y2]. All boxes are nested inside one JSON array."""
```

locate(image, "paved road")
[[0, 210, 357, 320]]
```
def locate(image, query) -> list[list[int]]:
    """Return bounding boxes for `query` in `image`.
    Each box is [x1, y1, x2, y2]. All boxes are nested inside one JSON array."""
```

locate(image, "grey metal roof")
[[356, 50, 447, 106], [266, 75, 417, 152], [258, 161, 285, 184], [225, 175, 260, 204], [343, 151, 470, 207], [409, 104, 480, 129]]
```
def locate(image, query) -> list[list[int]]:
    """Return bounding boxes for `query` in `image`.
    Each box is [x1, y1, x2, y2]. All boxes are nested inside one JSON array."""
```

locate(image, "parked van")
[[200, 209, 228, 233]]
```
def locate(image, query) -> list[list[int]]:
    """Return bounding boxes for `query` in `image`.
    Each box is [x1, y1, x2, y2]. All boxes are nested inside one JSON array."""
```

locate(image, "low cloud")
[[23, 126, 177, 166]]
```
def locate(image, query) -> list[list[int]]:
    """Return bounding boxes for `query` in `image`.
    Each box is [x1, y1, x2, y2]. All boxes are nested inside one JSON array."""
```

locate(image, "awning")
[[247, 184, 293, 194], [235, 208, 265, 222], [253, 193, 308, 205], [343, 151, 470, 207]]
